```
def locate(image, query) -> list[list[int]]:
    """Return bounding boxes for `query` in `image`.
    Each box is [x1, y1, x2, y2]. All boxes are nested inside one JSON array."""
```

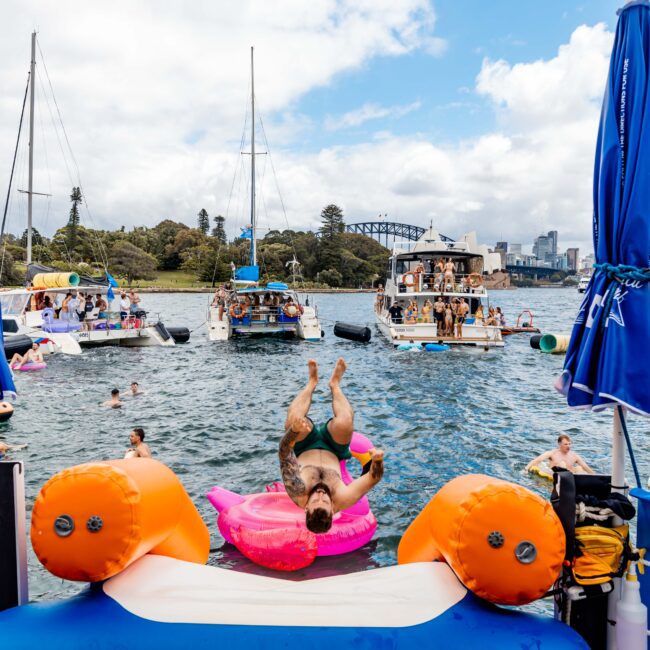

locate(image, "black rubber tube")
[[167, 327, 190, 344], [530, 334, 542, 350], [333, 322, 371, 343]]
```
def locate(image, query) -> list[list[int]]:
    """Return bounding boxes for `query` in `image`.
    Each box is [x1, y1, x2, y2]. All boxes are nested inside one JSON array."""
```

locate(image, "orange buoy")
[[0, 401, 15, 422], [31, 458, 210, 582], [397, 474, 565, 605]]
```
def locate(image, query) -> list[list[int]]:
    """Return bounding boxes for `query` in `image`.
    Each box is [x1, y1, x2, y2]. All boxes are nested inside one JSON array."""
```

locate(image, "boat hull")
[[375, 314, 504, 348]]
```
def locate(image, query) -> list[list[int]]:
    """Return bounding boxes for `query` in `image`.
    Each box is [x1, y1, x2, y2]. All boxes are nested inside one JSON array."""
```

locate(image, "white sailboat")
[[207, 48, 321, 342], [1, 33, 177, 353]]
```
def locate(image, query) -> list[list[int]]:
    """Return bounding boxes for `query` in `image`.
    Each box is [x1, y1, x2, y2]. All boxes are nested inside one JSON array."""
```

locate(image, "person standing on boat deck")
[[496, 306, 506, 327], [388, 300, 403, 324], [444, 258, 456, 283], [525, 434, 594, 475], [456, 298, 469, 339], [421, 299, 432, 323], [375, 284, 384, 312], [474, 303, 485, 324], [119, 293, 130, 321], [434, 297, 445, 335], [279, 359, 385, 534], [444, 302, 454, 336], [129, 289, 141, 315], [60, 292, 73, 321]]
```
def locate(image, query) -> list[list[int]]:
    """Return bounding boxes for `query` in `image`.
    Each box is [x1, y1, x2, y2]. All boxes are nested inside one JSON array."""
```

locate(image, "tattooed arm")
[[335, 449, 385, 511], [279, 428, 307, 505]]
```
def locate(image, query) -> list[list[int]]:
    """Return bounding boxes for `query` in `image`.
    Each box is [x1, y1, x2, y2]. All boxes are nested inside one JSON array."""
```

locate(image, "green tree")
[[197, 208, 210, 235], [108, 241, 157, 284], [319, 204, 345, 239], [67, 187, 82, 251], [0, 250, 23, 285], [151, 220, 190, 269], [21, 227, 45, 248], [319, 268, 343, 287], [211, 214, 226, 243]]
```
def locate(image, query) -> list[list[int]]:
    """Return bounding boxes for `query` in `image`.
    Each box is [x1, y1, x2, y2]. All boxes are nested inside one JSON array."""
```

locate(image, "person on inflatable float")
[[278, 358, 384, 534], [10, 342, 44, 370]]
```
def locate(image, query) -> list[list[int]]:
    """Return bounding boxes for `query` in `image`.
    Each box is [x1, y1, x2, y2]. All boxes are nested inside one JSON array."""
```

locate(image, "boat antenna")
[[250, 45, 256, 267], [27, 31, 36, 266]]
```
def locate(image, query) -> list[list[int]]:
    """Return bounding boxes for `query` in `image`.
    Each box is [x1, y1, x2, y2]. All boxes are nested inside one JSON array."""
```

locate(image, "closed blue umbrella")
[[558, 0, 650, 424], [557, 3, 650, 645]]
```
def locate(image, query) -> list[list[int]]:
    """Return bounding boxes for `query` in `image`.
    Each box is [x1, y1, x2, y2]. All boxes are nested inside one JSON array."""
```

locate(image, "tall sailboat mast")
[[27, 31, 36, 265], [250, 46, 256, 267]]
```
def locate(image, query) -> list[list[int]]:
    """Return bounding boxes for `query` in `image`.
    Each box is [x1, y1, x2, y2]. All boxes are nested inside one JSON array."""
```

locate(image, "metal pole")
[[27, 32, 36, 266], [250, 46, 256, 267], [606, 407, 626, 649]]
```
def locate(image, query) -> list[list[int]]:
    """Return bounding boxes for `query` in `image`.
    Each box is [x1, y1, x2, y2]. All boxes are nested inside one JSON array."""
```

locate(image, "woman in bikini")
[[421, 299, 432, 323], [444, 302, 454, 336]]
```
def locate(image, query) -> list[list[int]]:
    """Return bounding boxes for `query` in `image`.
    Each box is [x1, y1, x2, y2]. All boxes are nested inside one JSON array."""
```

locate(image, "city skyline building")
[[566, 247, 579, 272]]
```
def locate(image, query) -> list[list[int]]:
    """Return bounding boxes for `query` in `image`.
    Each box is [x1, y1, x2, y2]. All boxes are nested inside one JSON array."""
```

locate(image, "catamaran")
[[207, 48, 321, 342], [375, 229, 504, 348], [0, 33, 177, 353]]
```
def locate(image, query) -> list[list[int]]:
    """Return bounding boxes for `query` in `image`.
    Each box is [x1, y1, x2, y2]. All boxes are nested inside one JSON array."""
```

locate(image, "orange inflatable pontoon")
[[31, 458, 210, 582], [398, 474, 565, 605]]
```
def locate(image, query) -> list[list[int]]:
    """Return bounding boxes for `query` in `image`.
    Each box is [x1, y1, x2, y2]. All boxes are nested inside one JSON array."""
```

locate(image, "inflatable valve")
[[31, 459, 210, 582], [398, 474, 565, 606]]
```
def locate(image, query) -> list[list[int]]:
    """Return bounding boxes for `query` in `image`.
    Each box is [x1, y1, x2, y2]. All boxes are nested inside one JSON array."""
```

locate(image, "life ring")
[[468, 273, 483, 288], [229, 303, 245, 319], [207, 432, 377, 571], [12, 362, 47, 372], [282, 303, 299, 318], [402, 273, 416, 288]]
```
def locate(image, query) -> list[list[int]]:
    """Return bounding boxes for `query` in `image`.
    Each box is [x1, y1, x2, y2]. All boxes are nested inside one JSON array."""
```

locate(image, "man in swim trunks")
[[433, 297, 445, 335], [10, 342, 44, 369], [525, 434, 594, 475], [278, 358, 385, 534], [456, 297, 469, 339]]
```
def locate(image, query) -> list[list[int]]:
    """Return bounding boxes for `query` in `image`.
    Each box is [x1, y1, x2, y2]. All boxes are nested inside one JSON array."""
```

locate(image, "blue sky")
[[289, 1, 618, 151]]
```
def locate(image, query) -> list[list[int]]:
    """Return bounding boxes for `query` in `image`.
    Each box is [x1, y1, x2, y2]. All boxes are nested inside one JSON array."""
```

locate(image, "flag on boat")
[[234, 265, 260, 282], [106, 272, 118, 301], [556, 1, 650, 416], [239, 226, 253, 240], [0, 305, 18, 401]]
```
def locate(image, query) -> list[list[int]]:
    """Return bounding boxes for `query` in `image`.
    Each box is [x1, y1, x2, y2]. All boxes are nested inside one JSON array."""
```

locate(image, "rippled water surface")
[[4, 288, 648, 601]]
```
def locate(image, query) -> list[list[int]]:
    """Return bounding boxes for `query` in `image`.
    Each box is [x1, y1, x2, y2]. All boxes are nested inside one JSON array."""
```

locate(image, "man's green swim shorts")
[[293, 420, 352, 461]]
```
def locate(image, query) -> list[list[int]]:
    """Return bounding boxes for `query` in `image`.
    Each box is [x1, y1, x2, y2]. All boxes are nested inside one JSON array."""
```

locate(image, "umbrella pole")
[[606, 406, 626, 649]]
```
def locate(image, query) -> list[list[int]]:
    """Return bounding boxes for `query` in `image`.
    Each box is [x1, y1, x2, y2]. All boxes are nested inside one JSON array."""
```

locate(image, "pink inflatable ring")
[[207, 432, 378, 571], [12, 361, 47, 372]]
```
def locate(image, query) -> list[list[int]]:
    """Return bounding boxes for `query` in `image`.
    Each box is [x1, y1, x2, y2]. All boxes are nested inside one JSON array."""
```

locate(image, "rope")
[[576, 502, 615, 522], [594, 262, 650, 328], [618, 405, 642, 489]]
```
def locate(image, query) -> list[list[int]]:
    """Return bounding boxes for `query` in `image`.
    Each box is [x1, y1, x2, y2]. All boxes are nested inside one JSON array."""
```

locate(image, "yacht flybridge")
[[376, 230, 504, 348], [207, 47, 321, 343]]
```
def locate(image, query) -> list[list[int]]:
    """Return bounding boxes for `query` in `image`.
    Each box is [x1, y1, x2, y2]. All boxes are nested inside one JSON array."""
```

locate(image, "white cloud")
[[0, 4, 614, 256], [325, 101, 421, 130]]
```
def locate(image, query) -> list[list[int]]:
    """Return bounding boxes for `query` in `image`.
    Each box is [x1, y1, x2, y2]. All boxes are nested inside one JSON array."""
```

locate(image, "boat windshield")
[[0, 293, 30, 316]]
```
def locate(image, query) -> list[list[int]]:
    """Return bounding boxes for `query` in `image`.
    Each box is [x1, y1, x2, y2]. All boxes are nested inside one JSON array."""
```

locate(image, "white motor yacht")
[[375, 231, 504, 348], [577, 276, 590, 293]]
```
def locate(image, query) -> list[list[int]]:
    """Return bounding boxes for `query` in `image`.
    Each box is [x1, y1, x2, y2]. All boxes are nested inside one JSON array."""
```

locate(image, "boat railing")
[[396, 271, 487, 295], [228, 306, 301, 323]]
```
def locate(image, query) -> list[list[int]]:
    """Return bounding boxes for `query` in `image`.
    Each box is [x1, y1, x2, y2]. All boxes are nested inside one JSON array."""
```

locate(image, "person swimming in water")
[[103, 388, 123, 409], [525, 434, 594, 475], [278, 358, 385, 534]]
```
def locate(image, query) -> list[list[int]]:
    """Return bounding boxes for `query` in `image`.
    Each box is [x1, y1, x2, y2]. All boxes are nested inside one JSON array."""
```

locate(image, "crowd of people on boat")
[[384, 293, 506, 338], [212, 284, 302, 322], [396, 257, 485, 294], [28, 288, 143, 330]]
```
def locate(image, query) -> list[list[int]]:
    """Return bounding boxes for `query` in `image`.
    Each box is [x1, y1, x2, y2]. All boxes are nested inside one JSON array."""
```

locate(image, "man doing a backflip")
[[279, 358, 384, 534]]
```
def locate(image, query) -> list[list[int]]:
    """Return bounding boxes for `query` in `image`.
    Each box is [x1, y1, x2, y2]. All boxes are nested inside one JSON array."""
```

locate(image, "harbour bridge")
[[345, 221, 453, 247]]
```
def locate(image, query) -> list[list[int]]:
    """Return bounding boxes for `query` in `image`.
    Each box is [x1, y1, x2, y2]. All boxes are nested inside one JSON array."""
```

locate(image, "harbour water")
[[4, 287, 646, 602]]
